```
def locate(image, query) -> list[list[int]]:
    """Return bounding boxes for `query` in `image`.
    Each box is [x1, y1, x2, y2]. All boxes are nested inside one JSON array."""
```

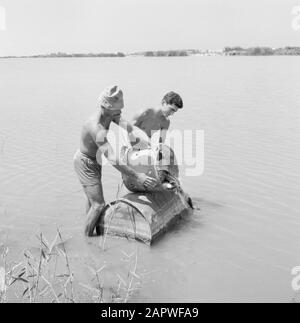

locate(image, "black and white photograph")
[[0, 0, 300, 305]]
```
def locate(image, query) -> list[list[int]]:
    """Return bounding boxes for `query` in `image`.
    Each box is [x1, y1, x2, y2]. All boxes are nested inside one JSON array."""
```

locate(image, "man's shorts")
[[73, 150, 102, 186]]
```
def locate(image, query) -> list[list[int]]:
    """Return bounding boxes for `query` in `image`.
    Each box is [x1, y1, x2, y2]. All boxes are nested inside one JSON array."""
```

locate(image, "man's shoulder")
[[82, 116, 94, 131], [134, 108, 153, 121], [83, 115, 104, 135], [141, 108, 155, 116]]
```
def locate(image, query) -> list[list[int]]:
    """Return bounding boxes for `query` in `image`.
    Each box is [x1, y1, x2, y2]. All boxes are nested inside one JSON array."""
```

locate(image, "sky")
[[0, 0, 300, 56]]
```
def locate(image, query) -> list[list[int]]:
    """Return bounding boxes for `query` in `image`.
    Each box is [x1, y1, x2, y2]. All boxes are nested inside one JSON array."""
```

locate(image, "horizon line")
[[1, 46, 300, 58]]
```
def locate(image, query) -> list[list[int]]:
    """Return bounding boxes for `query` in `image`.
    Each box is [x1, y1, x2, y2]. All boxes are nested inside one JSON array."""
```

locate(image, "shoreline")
[[1, 47, 300, 59], [1, 54, 300, 59]]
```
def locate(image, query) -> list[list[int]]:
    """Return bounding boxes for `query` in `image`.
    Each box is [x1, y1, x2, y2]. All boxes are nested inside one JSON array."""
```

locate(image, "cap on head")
[[97, 85, 124, 110]]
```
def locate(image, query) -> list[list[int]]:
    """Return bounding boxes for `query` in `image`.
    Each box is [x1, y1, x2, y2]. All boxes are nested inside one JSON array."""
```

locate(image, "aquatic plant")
[[0, 227, 142, 303]]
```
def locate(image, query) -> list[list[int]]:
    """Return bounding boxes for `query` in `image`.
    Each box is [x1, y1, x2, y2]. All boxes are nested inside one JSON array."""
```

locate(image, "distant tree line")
[[144, 50, 188, 57], [224, 46, 300, 56], [2, 47, 300, 59], [1, 52, 126, 59], [43, 52, 126, 58]]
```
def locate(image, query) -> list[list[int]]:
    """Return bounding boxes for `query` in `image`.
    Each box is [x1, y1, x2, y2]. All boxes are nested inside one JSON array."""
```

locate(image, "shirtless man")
[[74, 85, 157, 236], [133, 91, 183, 144]]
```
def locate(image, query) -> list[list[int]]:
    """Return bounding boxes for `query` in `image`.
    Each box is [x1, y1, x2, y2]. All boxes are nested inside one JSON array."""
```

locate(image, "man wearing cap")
[[74, 85, 158, 236]]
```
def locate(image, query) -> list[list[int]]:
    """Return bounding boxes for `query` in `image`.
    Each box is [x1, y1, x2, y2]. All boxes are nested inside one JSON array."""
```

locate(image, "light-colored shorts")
[[73, 150, 102, 186]]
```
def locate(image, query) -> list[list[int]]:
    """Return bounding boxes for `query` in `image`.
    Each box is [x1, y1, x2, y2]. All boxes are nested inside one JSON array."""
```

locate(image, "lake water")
[[0, 56, 299, 302]]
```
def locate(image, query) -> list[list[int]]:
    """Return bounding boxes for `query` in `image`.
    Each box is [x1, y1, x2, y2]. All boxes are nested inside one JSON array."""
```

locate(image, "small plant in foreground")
[[0, 228, 142, 303]]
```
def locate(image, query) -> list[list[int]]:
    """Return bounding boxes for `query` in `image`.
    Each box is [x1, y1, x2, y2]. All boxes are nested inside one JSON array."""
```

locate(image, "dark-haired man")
[[133, 91, 183, 144]]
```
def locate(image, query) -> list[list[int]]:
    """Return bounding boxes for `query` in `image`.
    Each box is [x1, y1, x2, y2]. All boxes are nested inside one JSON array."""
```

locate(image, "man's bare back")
[[79, 112, 112, 160]]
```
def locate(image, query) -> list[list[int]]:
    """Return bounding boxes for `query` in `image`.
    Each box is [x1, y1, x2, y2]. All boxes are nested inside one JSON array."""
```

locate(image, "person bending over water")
[[133, 91, 183, 145], [74, 85, 158, 236]]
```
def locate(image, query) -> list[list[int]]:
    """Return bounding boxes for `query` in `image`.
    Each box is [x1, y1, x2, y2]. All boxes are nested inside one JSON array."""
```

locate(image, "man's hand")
[[136, 173, 158, 190]]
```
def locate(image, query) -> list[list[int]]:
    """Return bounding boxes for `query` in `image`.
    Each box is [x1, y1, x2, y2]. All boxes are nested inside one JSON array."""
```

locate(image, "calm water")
[[0, 56, 299, 302]]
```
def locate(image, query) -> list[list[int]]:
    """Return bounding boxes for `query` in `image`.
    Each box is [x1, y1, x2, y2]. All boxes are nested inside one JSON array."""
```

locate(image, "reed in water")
[[0, 228, 142, 303]]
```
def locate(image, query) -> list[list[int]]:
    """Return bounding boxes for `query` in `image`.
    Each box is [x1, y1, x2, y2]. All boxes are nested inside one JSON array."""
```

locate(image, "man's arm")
[[159, 119, 170, 144], [95, 129, 157, 189], [113, 116, 136, 145], [113, 116, 150, 147]]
